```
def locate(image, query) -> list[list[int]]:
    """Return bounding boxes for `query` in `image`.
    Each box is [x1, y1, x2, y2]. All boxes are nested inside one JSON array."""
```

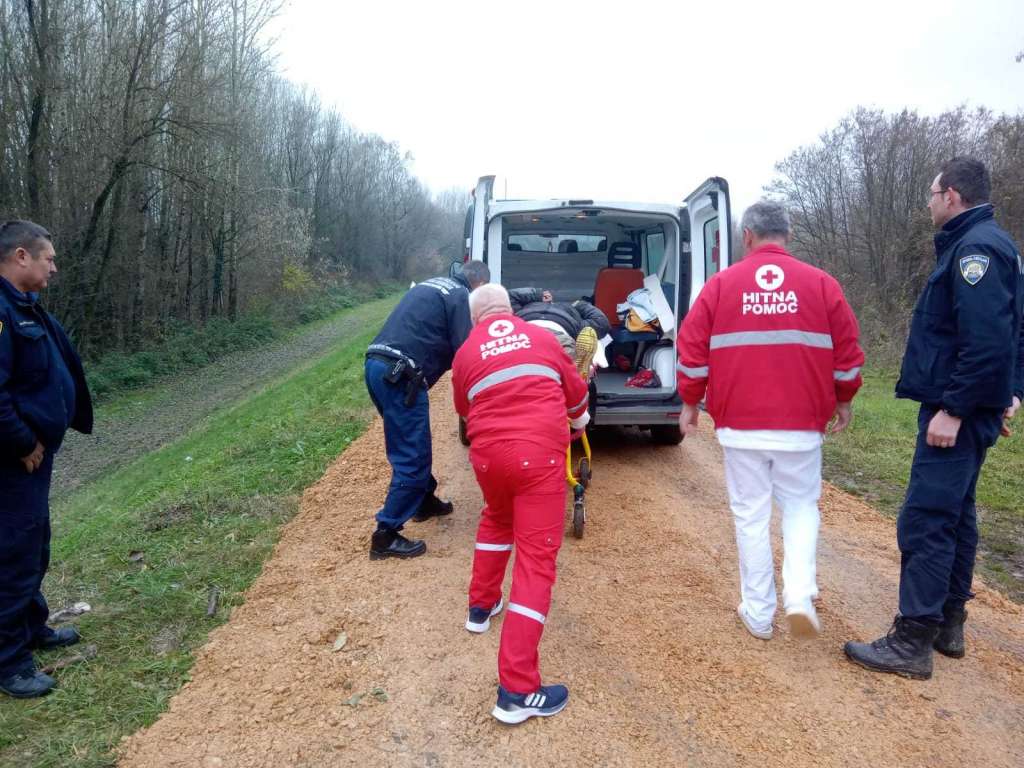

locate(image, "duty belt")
[[366, 344, 425, 406], [366, 343, 418, 369]]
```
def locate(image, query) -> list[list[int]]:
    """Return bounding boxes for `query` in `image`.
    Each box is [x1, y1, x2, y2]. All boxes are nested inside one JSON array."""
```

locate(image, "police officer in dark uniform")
[[845, 158, 1024, 680], [365, 260, 490, 560], [0, 221, 93, 698]]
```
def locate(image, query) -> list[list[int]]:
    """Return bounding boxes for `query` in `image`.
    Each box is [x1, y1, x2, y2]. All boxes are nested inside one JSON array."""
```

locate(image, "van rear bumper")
[[593, 395, 681, 426]]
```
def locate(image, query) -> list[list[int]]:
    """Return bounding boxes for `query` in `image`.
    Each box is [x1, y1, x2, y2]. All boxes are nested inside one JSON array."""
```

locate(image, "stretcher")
[[565, 326, 598, 539], [566, 425, 591, 538]]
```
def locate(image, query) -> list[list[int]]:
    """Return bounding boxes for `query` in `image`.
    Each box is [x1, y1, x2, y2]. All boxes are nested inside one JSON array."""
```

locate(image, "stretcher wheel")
[[458, 417, 470, 446], [577, 458, 591, 489], [572, 500, 586, 539]]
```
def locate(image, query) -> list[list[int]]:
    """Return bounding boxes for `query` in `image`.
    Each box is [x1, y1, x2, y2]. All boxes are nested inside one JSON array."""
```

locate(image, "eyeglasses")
[[929, 188, 947, 197]]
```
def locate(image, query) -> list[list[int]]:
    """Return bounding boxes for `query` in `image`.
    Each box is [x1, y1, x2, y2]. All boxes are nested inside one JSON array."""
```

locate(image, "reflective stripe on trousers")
[[466, 439, 565, 693]]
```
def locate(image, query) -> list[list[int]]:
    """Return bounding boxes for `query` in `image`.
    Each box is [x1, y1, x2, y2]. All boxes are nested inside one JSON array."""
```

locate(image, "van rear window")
[[507, 234, 607, 253]]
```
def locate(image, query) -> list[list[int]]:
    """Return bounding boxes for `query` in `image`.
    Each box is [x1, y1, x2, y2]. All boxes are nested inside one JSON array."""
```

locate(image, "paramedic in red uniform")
[[452, 283, 589, 725], [676, 200, 864, 641]]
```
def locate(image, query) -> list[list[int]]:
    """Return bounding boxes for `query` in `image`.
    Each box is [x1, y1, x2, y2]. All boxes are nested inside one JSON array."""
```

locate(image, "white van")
[[461, 175, 732, 444]]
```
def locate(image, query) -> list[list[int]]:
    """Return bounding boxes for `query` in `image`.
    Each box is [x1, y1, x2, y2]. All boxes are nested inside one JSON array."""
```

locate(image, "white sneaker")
[[785, 603, 821, 638], [465, 598, 504, 633], [737, 604, 772, 640]]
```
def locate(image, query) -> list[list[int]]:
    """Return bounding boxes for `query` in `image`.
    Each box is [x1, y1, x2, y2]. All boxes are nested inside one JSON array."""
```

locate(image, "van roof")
[[488, 199, 683, 217]]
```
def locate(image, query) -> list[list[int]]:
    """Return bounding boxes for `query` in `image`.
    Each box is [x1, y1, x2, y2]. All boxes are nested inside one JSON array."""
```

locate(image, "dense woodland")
[[2, 1, 1020, 363], [0, 0, 465, 356], [769, 106, 1024, 358]]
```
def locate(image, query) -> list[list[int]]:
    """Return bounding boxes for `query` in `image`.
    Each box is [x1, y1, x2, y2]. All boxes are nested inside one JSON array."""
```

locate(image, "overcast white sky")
[[270, 0, 1024, 213]]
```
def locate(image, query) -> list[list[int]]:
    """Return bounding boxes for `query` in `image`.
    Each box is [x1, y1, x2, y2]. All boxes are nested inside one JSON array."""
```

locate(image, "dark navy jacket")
[[0, 277, 93, 459], [896, 205, 1024, 416], [367, 274, 473, 389], [508, 287, 613, 339]]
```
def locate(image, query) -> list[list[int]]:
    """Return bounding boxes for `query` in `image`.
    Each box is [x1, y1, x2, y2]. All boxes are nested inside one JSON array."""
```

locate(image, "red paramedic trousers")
[[467, 439, 566, 694]]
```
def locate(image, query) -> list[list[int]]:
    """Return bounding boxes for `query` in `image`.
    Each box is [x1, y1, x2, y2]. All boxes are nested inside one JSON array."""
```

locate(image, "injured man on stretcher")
[[508, 287, 611, 375]]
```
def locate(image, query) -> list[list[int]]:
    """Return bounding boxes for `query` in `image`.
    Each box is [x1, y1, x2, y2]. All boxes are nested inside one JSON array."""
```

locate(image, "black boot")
[[844, 616, 939, 680], [934, 605, 967, 659], [32, 626, 81, 651], [370, 528, 426, 560], [412, 494, 454, 522]]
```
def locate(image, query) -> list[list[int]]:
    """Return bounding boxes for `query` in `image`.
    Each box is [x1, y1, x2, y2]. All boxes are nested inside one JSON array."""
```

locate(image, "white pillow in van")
[[643, 275, 676, 338]]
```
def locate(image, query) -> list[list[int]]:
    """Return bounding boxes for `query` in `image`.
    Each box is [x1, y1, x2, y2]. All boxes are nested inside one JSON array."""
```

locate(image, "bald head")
[[469, 283, 512, 324]]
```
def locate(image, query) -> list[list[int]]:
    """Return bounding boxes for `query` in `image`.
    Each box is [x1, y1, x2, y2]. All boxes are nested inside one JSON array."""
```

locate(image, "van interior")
[[496, 208, 688, 403]]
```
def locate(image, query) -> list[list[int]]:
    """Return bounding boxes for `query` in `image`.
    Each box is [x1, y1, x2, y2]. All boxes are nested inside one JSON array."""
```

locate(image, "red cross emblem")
[[755, 264, 785, 291]]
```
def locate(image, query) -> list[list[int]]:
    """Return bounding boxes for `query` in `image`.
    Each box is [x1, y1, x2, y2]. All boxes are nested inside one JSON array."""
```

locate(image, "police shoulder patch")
[[959, 254, 990, 286]]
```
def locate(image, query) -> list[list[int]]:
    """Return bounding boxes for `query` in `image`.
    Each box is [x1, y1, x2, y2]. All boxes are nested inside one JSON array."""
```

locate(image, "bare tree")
[[0, 0, 457, 357], [769, 106, 1022, 360]]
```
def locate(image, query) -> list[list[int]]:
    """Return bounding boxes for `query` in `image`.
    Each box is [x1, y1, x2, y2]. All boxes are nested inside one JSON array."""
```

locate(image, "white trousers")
[[722, 446, 822, 629]]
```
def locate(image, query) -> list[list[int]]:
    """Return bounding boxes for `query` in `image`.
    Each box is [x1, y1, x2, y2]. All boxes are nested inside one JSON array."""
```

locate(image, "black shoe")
[[33, 626, 81, 651], [0, 667, 56, 699], [934, 605, 967, 659], [844, 616, 939, 680], [412, 494, 454, 522], [370, 529, 427, 560]]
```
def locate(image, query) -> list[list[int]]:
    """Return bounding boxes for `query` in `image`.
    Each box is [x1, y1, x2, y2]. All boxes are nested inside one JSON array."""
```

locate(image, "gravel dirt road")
[[117, 380, 1024, 767]]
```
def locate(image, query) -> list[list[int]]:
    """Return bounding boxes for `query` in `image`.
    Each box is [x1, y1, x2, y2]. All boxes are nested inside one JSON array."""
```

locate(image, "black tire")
[[572, 500, 585, 539], [650, 424, 684, 445], [578, 458, 591, 489], [458, 417, 470, 446]]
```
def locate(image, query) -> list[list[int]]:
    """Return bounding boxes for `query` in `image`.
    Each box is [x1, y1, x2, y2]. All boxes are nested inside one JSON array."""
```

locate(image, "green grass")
[[85, 283, 399, 403], [0, 295, 397, 767], [823, 369, 1024, 599]]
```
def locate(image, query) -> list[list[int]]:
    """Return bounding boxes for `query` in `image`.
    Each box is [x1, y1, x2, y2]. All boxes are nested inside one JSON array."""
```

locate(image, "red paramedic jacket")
[[676, 243, 864, 432], [452, 312, 589, 451]]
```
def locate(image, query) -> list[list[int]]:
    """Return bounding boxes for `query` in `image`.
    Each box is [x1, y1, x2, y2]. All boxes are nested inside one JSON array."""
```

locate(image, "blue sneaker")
[[465, 598, 503, 633], [492, 684, 569, 724]]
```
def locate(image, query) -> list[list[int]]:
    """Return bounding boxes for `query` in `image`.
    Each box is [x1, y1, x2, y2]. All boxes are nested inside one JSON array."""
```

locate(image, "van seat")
[[593, 242, 643, 328]]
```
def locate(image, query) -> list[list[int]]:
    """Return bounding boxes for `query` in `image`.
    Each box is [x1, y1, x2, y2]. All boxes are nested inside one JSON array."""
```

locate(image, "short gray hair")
[[740, 201, 791, 239], [469, 283, 512, 324], [462, 259, 491, 289], [0, 220, 52, 262]]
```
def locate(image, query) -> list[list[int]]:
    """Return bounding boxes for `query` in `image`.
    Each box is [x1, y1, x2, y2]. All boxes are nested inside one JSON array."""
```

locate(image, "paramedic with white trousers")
[[676, 200, 865, 639]]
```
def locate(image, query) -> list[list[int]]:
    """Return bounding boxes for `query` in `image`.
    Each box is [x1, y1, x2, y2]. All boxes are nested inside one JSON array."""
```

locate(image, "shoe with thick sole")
[[465, 599, 504, 633], [737, 605, 772, 640], [844, 616, 937, 680], [934, 606, 966, 659], [0, 668, 56, 699], [33, 626, 81, 651], [369, 529, 427, 560], [412, 495, 454, 523], [492, 684, 569, 725], [786, 605, 821, 638]]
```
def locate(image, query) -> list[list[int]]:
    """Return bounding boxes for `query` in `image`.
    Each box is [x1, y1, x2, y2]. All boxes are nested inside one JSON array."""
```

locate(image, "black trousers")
[[0, 451, 54, 676], [897, 405, 1003, 624]]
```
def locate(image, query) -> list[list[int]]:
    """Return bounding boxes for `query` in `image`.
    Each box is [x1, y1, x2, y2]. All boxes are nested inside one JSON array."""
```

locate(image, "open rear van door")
[[684, 177, 732, 308], [470, 175, 495, 263]]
